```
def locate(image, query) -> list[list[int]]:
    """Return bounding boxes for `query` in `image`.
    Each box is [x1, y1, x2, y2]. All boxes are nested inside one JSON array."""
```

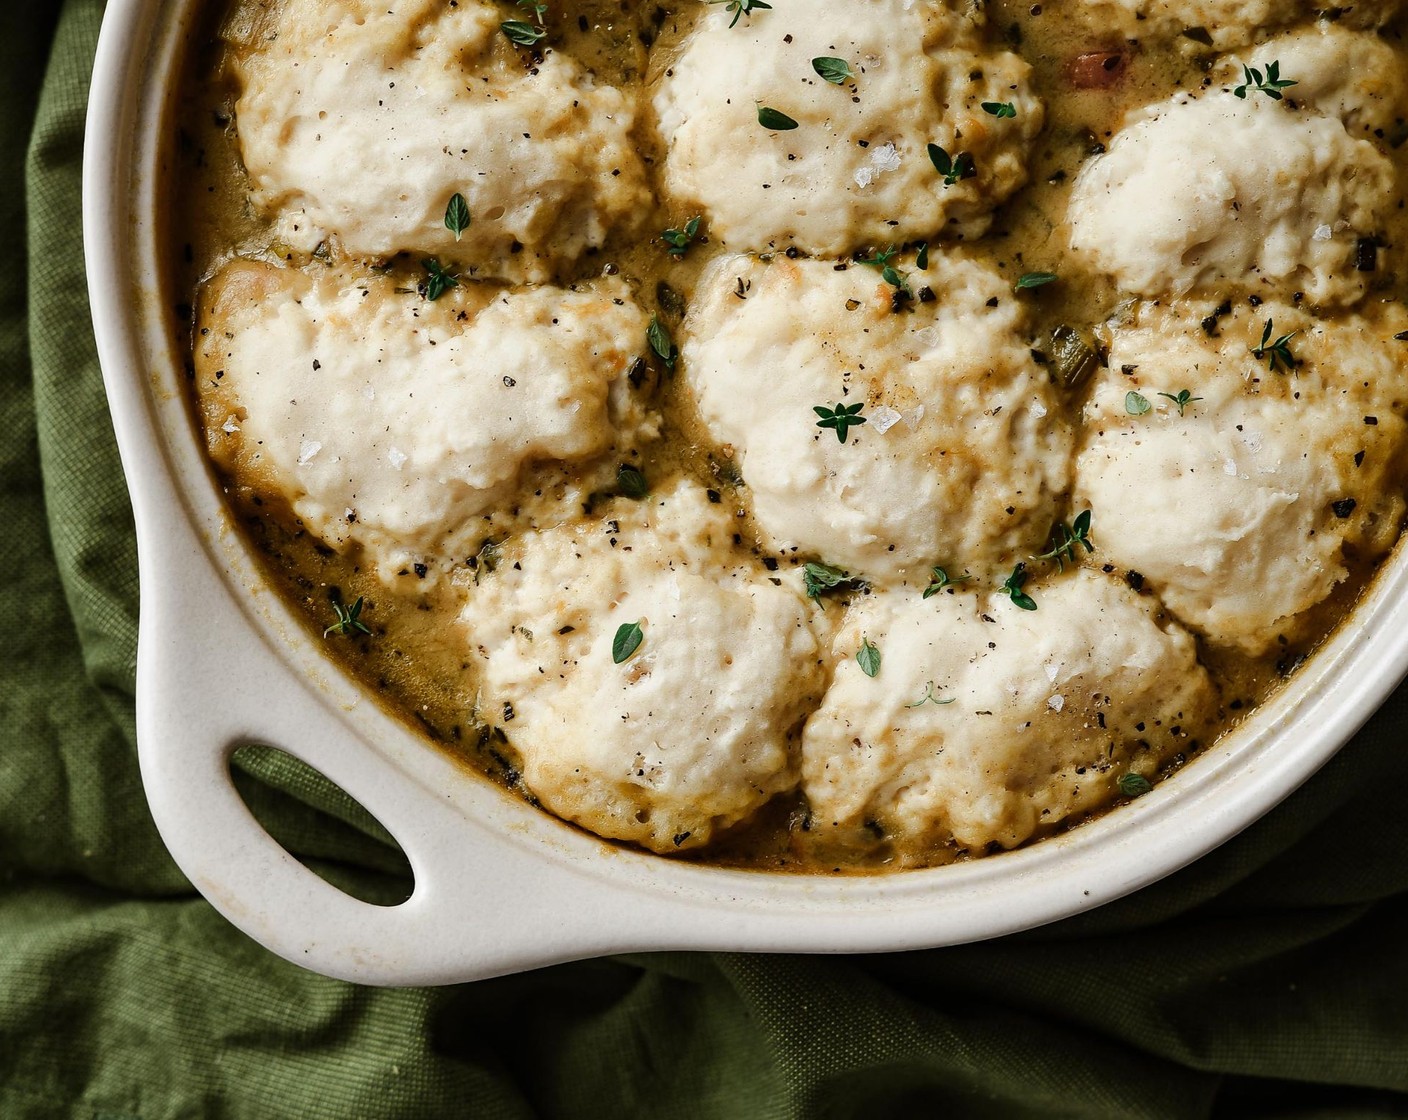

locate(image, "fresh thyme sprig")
[[927, 144, 976, 186], [982, 101, 1017, 118], [324, 596, 371, 638], [660, 216, 702, 258], [905, 680, 956, 708], [1000, 562, 1037, 611], [814, 401, 867, 443], [708, 0, 772, 27], [1036, 510, 1094, 571], [1234, 60, 1297, 101], [516, 0, 547, 23], [1118, 773, 1153, 797], [1015, 272, 1058, 291], [1253, 318, 1298, 373], [802, 561, 862, 603], [858, 246, 910, 294], [922, 566, 971, 599], [1158, 389, 1203, 416], [420, 258, 458, 301]]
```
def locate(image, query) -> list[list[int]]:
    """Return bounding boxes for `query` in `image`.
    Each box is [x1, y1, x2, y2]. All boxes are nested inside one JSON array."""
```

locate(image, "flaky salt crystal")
[[297, 439, 322, 465], [388, 447, 408, 470], [869, 405, 902, 433], [870, 142, 901, 173]]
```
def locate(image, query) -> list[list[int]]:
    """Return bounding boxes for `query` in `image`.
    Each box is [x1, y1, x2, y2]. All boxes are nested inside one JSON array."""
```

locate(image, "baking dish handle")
[[135, 535, 599, 986]]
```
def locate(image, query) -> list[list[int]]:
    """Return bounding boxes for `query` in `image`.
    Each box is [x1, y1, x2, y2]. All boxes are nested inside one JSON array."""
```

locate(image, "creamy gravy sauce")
[[167, 0, 1408, 871]]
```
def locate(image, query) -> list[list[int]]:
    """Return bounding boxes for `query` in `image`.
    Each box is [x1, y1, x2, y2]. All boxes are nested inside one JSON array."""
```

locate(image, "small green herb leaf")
[[647, 315, 678, 371], [1000, 562, 1037, 611], [324, 596, 371, 638], [1118, 773, 1153, 797], [617, 464, 648, 500], [928, 144, 976, 186], [1015, 271, 1059, 291], [813, 400, 868, 443], [905, 680, 956, 708], [660, 215, 702, 258], [858, 246, 898, 270], [516, 0, 548, 23], [420, 258, 458, 301], [803, 561, 859, 603], [1125, 390, 1152, 416], [612, 621, 644, 664], [757, 105, 799, 131], [1157, 389, 1204, 416], [857, 636, 881, 678], [922, 565, 971, 599], [1253, 318, 1298, 373], [916, 241, 929, 270], [501, 19, 546, 46], [1036, 509, 1094, 571], [444, 192, 471, 241], [1234, 59, 1297, 101], [708, 0, 772, 27], [812, 56, 853, 84], [982, 101, 1017, 118]]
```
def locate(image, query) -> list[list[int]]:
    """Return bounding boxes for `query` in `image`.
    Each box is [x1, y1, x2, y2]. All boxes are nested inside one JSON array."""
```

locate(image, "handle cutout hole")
[[230, 743, 414, 907]]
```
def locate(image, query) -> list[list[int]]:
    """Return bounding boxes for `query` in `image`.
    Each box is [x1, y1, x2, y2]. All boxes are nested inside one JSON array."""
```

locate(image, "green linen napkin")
[[5, 3, 1408, 1116]]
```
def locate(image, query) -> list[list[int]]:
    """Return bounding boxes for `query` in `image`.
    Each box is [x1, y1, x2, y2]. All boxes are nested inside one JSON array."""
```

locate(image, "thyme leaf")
[[501, 19, 546, 46], [612, 621, 644, 664], [647, 315, 678, 371], [757, 105, 799, 130], [857, 636, 881, 678], [812, 56, 853, 84], [444, 193, 471, 241]]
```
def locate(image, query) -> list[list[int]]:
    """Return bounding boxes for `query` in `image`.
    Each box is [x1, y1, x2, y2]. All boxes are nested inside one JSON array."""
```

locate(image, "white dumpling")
[[654, 0, 1042, 254], [801, 569, 1217, 856], [1067, 1, 1402, 51], [460, 483, 824, 853], [1068, 78, 1395, 307], [196, 261, 652, 579], [1073, 297, 1408, 652], [1226, 23, 1408, 139], [232, 0, 649, 281], [683, 252, 1071, 586]]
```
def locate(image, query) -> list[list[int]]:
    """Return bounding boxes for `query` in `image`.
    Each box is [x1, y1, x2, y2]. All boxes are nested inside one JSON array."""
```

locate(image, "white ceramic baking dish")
[[83, 0, 1408, 987]]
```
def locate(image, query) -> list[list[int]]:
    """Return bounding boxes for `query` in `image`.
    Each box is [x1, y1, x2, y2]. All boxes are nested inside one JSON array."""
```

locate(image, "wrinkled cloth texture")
[[4, 3, 1408, 1117]]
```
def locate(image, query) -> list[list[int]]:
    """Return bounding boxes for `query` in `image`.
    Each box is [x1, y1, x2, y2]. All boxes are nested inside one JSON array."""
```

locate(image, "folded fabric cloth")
[[4, 3, 1408, 1116]]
